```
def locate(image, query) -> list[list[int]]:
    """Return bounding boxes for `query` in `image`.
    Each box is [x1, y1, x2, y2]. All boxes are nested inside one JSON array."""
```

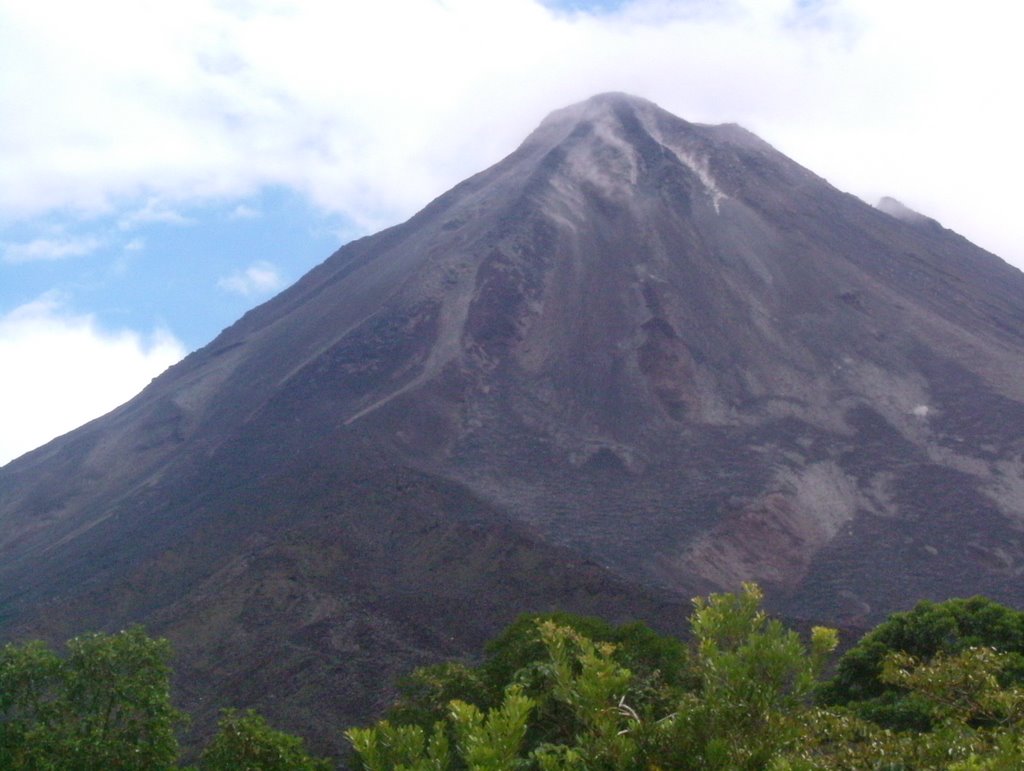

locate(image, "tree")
[[480, 611, 690, 704], [347, 584, 840, 770], [0, 626, 332, 770], [655, 583, 838, 770], [200, 709, 333, 771], [819, 596, 1024, 730], [0, 626, 184, 770], [788, 646, 1024, 769], [381, 610, 688, 758], [347, 687, 535, 770]]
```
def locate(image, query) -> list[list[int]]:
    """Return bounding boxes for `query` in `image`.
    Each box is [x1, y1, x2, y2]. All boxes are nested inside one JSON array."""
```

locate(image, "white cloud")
[[0, 294, 186, 466], [217, 260, 284, 296], [228, 204, 260, 220], [2, 235, 102, 263], [117, 198, 193, 230], [0, 0, 1022, 266]]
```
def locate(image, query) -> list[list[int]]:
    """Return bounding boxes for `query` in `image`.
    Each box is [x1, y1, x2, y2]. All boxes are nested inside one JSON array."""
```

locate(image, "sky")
[[1, 0, 1023, 466]]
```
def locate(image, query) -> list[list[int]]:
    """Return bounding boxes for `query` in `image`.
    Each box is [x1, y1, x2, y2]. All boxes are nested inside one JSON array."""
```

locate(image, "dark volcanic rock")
[[2, 92, 1024, 755]]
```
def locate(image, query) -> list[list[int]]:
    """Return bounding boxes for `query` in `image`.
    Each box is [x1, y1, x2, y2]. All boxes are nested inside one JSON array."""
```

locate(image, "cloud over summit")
[[0, 0, 1021, 265]]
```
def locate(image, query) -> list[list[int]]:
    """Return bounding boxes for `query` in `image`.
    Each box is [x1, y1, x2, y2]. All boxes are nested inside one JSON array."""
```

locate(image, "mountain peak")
[[548, 91, 658, 119], [876, 196, 942, 231], [514, 92, 733, 217], [529, 91, 675, 142]]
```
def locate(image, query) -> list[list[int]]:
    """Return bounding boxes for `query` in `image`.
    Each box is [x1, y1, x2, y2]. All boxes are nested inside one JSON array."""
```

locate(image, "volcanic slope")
[[3, 93, 1024, 751]]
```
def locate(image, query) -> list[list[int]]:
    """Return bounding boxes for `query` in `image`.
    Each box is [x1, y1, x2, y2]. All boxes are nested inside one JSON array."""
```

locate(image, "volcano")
[[2, 93, 1024, 753]]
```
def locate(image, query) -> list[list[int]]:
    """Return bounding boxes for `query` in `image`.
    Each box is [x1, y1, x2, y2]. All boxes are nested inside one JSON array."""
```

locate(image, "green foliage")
[[482, 612, 690, 702], [0, 627, 332, 770], [382, 610, 688, 760], [477, 614, 631, 754], [782, 645, 1024, 769], [656, 583, 838, 770], [350, 589, 1024, 769], [449, 686, 534, 769], [0, 638, 62, 767], [881, 646, 1024, 727], [820, 595, 1024, 730], [347, 687, 534, 771], [9, 588, 1024, 770], [528, 622, 642, 767], [0, 626, 184, 770], [348, 583, 842, 770], [200, 708, 332, 771], [386, 662, 490, 729], [346, 720, 451, 771]]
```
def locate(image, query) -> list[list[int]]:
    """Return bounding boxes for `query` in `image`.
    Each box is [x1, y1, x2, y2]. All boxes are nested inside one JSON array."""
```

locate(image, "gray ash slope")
[[3, 92, 1024, 750]]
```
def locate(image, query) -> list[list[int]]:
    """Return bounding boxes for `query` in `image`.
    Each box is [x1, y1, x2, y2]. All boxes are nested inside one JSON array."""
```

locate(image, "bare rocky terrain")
[[2, 93, 1023, 756]]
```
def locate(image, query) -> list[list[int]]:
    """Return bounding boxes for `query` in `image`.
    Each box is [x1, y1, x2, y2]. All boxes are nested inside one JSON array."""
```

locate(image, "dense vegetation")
[[349, 586, 1024, 769], [6, 586, 1024, 768], [0, 627, 329, 770]]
